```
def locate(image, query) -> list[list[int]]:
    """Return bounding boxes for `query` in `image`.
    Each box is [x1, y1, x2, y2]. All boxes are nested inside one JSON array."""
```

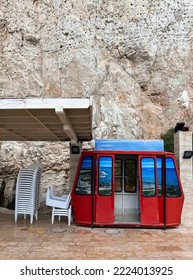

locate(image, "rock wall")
[[1, 0, 193, 208]]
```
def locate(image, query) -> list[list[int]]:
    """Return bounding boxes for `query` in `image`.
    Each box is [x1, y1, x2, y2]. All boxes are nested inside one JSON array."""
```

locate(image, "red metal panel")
[[166, 197, 184, 227], [140, 197, 159, 224], [72, 195, 92, 225], [95, 195, 114, 224], [158, 196, 164, 224]]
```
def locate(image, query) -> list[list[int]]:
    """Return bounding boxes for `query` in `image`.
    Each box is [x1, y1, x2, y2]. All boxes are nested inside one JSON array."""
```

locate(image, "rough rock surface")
[[1, 0, 193, 208]]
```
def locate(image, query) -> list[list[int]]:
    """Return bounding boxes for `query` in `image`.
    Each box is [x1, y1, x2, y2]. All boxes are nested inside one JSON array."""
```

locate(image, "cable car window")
[[75, 156, 92, 195], [98, 156, 113, 196], [115, 159, 122, 192], [125, 159, 137, 193], [141, 157, 156, 197], [166, 158, 181, 197], [157, 158, 162, 197]]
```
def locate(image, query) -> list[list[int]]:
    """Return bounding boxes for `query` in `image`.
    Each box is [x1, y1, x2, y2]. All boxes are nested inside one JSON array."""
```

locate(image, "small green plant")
[[161, 128, 174, 152]]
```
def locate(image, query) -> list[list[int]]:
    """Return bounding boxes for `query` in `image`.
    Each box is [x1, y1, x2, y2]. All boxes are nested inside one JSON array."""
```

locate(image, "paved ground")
[[0, 191, 193, 260]]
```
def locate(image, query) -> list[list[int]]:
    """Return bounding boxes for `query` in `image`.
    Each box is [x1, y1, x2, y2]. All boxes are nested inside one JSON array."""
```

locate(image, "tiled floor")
[[0, 194, 193, 260]]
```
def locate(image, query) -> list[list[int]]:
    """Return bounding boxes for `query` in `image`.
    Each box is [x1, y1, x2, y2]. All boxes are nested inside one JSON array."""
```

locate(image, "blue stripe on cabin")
[[94, 139, 164, 151]]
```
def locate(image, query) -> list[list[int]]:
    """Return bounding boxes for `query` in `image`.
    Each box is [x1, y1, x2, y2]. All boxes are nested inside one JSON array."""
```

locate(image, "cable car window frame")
[[124, 159, 137, 193], [165, 157, 181, 197], [157, 157, 163, 197], [141, 157, 156, 197], [75, 155, 92, 195], [115, 158, 122, 192], [98, 156, 113, 196]]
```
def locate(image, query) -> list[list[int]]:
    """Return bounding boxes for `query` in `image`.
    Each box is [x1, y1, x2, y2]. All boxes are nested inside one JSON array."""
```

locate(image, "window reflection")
[[75, 156, 92, 195], [141, 158, 156, 197], [166, 158, 181, 197], [98, 156, 112, 196]]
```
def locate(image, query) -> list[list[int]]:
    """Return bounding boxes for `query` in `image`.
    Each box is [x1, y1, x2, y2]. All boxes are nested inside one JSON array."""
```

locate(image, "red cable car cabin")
[[72, 142, 184, 229]]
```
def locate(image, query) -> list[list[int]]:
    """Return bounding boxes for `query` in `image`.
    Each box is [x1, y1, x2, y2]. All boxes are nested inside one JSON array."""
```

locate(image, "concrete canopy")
[[0, 98, 92, 144]]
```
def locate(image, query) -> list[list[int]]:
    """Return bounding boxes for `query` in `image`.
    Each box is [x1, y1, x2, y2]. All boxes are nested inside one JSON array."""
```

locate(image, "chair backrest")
[[65, 192, 71, 209], [46, 186, 71, 209], [46, 186, 54, 205]]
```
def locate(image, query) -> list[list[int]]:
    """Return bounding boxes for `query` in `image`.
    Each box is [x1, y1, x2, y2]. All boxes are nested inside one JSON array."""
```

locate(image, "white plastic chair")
[[46, 186, 72, 225]]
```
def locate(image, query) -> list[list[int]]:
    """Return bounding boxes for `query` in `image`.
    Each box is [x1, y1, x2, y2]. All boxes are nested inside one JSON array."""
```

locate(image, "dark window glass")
[[157, 158, 162, 197], [166, 158, 181, 197], [98, 156, 112, 196], [141, 158, 156, 197], [115, 159, 122, 192], [75, 156, 92, 195], [124, 159, 137, 193]]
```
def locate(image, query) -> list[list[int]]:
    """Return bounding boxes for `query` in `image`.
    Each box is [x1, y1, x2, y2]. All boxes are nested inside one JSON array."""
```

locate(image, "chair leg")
[[51, 208, 54, 224], [68, 206, 72, 226], [30, 215, 33, 224], [35, 210, 38, 220], [68, 214, 70, 226]]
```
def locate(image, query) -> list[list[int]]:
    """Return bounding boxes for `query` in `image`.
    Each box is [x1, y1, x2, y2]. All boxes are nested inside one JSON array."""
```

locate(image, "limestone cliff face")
[[1, 0, 193, 208]]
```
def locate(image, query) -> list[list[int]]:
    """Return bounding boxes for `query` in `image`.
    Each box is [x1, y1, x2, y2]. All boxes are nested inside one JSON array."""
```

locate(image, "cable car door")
[[165, 157, 184, 227], [94, 155, 114, 224], [72, 154, 93, 225], [139, 156, 159, 225]]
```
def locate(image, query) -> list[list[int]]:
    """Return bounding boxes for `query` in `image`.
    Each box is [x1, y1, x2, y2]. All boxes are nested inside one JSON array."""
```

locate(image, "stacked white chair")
[[15, 163, 43, 224]]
